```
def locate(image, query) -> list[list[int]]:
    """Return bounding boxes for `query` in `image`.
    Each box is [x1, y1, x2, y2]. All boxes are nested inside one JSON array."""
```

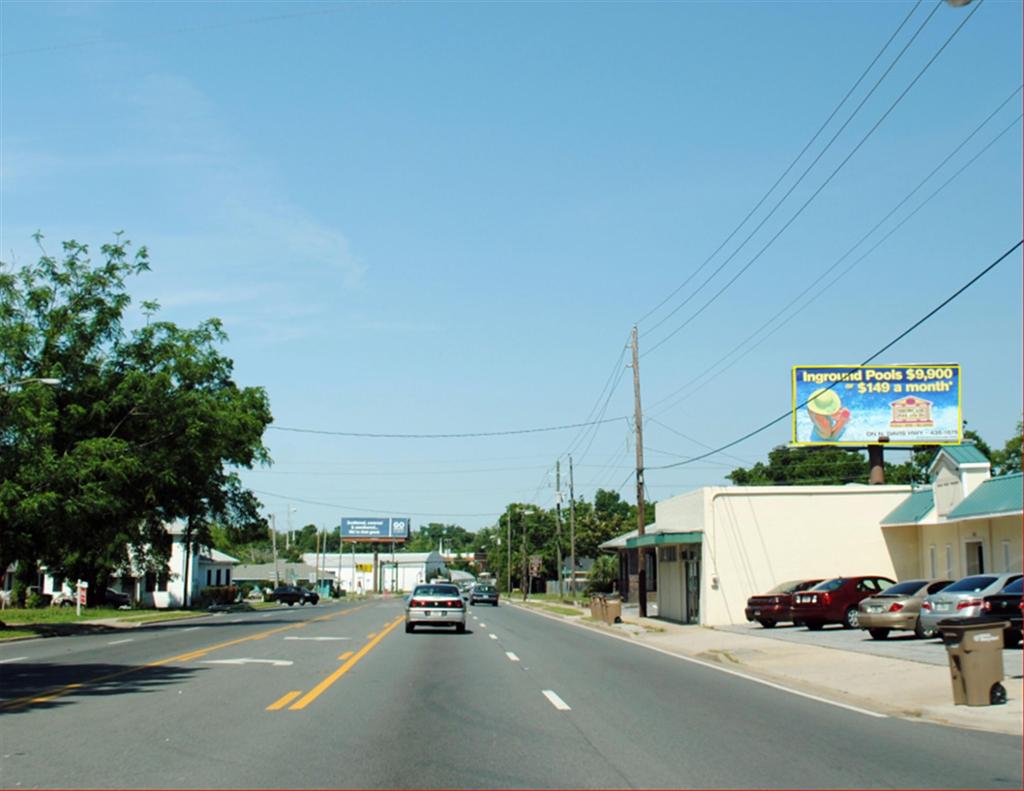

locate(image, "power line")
[[648, 238, 1023, 471], [643, 0, 983, 359], [267, 414, 626, 439], [634, 0, 925, 328], [249, 488, 500, 519], [647, 88, 1022, 416]]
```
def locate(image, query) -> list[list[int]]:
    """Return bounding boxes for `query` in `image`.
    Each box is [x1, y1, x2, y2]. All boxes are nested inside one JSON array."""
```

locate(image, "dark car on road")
[[744, 579, 822, 628], [271, 585, 319, 606], [983, 576, 1023, 648], [791, 575, 896, 630], [470, 583, 500, 606]]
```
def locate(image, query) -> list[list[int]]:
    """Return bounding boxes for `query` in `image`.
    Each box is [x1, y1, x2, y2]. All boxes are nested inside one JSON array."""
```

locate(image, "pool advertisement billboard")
[[340, 517, 410, 542], [791, 365, 961, 446]]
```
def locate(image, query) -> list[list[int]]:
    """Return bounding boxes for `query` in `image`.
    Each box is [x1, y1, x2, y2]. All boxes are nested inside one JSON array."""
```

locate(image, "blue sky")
[[2, 0, 1021, 535]]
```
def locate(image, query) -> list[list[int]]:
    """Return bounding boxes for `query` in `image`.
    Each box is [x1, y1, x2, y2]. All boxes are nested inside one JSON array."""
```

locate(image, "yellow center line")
[[266, 690, 303, 711], [337, 650, 354, 661], [0, 602, 370, 711], [289, 616, 403, 711], [367, 632, 378, 639]]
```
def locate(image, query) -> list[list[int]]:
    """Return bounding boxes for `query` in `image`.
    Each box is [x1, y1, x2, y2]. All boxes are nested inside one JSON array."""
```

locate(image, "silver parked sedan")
[[919, 572, 1022, 634], [405, 583, 467, 633], [858, 578, 952, 639]]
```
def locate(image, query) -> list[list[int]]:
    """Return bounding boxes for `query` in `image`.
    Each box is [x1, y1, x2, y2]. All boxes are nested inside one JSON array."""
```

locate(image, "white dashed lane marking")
[[489, 634, 498, 640], [542, 690, 571, 711], [505, 652, 520, 662], [0, 656, 27, 664], [107, 639, 133, 646]]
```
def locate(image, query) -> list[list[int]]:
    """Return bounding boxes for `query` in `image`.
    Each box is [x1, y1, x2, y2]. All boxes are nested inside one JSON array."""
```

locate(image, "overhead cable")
[[267, 414, 626, 439], [643, 0, 983, 358], [648, 238, 1023, 470], [634, 0, 925, 328], [647, 88, 1022, 416]]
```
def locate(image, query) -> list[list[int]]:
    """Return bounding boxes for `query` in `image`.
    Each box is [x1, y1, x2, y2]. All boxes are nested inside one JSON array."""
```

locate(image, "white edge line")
[[181, 626, 200, 632], [0, 656, 28, 664], [542, 689, 572, 711], [505, 651, 520, 662], [107, 638, 134, 645], [510, 604, 886, 719]]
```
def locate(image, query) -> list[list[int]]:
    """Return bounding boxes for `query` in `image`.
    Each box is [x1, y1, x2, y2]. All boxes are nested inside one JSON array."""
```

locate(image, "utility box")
[[937, 617, 1010, 706]]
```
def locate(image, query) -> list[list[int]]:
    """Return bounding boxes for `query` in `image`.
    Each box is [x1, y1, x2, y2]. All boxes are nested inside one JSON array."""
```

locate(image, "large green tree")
[[0, 235, 272, 605]]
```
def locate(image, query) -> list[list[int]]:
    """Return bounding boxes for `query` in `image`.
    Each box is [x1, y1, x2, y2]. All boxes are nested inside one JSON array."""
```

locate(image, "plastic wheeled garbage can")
[[604, 595, 622, 624], [937, 616, 1010, 706]]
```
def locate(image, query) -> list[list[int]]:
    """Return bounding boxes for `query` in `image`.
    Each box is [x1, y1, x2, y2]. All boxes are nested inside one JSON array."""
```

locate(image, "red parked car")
[[791, 576, 896, 630], [744, 579, 823, 628]]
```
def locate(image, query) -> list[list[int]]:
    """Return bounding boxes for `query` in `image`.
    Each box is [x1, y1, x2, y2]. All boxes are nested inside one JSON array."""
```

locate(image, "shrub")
[[586, 555, 618, 594], [196, 585, 239, 607], [25, 591, 47, 609]]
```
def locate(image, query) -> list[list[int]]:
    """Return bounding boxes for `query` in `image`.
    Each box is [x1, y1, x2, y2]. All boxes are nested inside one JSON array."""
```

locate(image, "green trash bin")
[[937, 616, 1010, 706]]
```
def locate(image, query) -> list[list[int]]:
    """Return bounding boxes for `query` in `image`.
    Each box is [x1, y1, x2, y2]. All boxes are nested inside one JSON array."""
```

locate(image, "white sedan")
[[405, 583, 467, 633]]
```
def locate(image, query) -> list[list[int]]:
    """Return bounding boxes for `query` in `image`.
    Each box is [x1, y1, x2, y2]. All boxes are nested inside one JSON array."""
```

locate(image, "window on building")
[[206, 569, 212, 586], [157, 573, 168, 592], [945, 545, 953, 578], [215, 568, 222, 586], [225, 569, 231, 586], [145, 572, 156, 593], [659, 547, 677, 562], [929, 545, 936, 578]]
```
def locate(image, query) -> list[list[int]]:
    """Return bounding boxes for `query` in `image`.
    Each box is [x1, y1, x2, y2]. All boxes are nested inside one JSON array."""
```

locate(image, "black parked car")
[[983, 577, 1023, 648], [271, 585, 319, 606]]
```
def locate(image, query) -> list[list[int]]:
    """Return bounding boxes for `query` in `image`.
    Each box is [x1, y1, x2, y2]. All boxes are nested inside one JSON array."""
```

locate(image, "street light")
[[1, 377, 61, 390], [518, 506, 538, 601]]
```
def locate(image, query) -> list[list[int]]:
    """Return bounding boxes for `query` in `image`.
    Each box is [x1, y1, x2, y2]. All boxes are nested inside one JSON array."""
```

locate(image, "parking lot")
[[716, 621, 1024, 677]]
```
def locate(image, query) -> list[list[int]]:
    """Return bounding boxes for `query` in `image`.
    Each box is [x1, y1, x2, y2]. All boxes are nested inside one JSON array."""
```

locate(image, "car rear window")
[[766, 580, 803, 594], [413, 585, 460, 596], [943, 575, 997, 593], [1001, 578, 1023, 594], [477, 586, 496, 593], [882, 580, 928, 596], [811, 578, 846, 592]]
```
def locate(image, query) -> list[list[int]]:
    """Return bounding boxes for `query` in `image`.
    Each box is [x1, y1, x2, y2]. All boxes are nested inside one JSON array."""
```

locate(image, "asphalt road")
[[1, 598, 1020, 789]]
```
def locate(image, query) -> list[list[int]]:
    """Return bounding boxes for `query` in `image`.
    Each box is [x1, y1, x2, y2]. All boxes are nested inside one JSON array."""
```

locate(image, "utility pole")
[[555, 460, 564, 600], [631, 325, 648, 618], [521, 509, 528, 601], [270, 514, 280, 587], [315, 528, 321, 590], [569, 454, 577, 601], [506, 511, 512, 594]]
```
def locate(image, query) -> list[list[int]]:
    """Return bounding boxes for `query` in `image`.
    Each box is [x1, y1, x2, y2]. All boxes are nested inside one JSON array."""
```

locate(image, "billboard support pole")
[[868, 444, 886, 484]]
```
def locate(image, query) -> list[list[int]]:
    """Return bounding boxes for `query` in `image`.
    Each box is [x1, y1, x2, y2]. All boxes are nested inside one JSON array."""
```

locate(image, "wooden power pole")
[[631, 326, 647, 618], [555, 460, 564, 600], [569, 455, 577, 601]]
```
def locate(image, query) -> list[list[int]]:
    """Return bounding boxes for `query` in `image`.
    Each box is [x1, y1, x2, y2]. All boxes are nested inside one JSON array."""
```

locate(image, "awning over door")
[[626, 531, 702, 549]]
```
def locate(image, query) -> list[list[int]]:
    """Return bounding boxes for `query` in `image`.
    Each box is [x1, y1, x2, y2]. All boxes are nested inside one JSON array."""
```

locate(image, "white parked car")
[[919, 573, 1022, 634]]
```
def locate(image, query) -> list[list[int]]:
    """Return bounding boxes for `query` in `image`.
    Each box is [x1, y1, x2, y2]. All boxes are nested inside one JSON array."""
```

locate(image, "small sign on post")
[[76, 580, 88, 616]]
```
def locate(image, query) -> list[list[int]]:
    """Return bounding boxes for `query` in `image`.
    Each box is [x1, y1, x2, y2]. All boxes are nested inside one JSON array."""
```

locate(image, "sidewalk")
[[508, 598, 1023, 736]]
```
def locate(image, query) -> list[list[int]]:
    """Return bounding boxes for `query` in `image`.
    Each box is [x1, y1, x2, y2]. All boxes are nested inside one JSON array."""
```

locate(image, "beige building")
[[647, 483, 912, 626], [880, 445, 1022, 581], [622, 444, 1021, 627]]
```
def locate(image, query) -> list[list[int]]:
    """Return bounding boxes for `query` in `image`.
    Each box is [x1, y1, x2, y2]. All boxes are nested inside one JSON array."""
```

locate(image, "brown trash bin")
[[937, 616, 1010, 706], [604, 595, 622, 624], [590, 595, 605, 622]]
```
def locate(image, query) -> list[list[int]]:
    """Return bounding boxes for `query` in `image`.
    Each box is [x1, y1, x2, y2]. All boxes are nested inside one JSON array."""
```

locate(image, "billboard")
[[340, 517, 410, 542], [792, 365, 961, 446]]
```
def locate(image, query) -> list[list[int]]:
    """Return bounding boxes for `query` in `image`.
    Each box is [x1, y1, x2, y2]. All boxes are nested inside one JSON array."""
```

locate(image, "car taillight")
[[450, 599, 463, 609], [922, 600, 932, 610], [821, 592, 831, 606], [956, 598, 982, 610], [888, 602, 904, 612], [411, 599, 427, 608]]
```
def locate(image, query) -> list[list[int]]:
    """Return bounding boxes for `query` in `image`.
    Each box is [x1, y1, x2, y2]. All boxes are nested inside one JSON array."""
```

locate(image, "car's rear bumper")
[[406, 608, 466, 625], [858, 611, 917, 630], [745, 605, 790, 622], [472, 596, 498, 604], [920, 605, 984, 631]]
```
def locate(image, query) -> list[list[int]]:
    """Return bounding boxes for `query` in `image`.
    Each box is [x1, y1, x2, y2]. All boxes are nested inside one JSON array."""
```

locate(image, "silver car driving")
[[405, 583, 467, 633], [919, 572, 1022, 634]]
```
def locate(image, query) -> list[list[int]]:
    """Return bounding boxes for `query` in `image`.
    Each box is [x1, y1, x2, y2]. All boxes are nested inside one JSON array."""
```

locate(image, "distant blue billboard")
[[340, 517, 410, 541]]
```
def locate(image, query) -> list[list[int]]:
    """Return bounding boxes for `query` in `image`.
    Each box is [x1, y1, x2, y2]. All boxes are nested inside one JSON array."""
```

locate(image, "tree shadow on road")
[[0, 660, 200, 716]]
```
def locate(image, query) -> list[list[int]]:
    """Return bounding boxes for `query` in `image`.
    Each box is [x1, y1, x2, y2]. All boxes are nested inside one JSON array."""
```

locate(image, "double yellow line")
[[267, 615, 404, 712], [0, 603, 366, 711]]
